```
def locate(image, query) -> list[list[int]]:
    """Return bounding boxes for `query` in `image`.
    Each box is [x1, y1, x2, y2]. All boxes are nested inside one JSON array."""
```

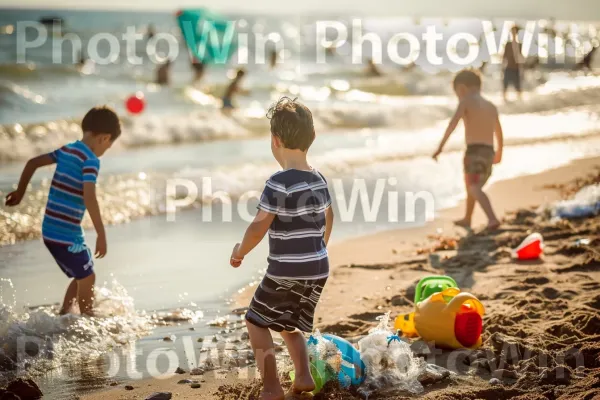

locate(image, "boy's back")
[[43, 141, 100, 249], [229, 97, 333, 398], [259, 169, 331, 280], [462, 94, 498, 147]]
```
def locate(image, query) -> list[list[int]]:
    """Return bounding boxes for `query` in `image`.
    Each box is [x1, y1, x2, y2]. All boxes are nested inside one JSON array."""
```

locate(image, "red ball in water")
[[126, 93, 145, 114]]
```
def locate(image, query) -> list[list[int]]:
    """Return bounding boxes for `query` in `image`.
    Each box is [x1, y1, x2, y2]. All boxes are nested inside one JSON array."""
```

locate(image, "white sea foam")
[[3, 72, 600, 163], [0, 279, 204, 377]]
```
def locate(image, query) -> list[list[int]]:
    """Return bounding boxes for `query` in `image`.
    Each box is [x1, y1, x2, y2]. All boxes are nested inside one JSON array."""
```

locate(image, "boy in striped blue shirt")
[[5, 106, 121, 316], [230, 97, 334, 399]]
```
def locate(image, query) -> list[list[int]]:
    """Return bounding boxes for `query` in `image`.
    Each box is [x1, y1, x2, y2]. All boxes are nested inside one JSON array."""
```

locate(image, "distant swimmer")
[[576, 45, 598, 72], [77, 50, 86, 67], [75, 50, 95, 74], [366, 58, 382, 77], [269, 49, 278, 69], [191, 57, 205, 83], [146, 24, 155, 41], [502, 26, 523, 102], [325, 44, 336, 57], [479, 61, 487, 74], [156, 59, 172, 86], [222, 69, 246, 113]]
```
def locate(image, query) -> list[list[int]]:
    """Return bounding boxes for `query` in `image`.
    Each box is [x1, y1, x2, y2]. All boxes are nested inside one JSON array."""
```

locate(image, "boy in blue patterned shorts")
[[5, 106, 121, 316], [230, 97, 334, 400]]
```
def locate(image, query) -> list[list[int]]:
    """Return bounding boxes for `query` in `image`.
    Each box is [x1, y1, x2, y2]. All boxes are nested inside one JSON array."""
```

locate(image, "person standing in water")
[[576, 45, 598, 72], [191, 57, 205, 83], [5, 106, 122, 316], [366, 58, 382, 76], [502, 26, 523, 102], [146, 24, 155, 41], [156, 59, 171, 86], [269, 49, 278, 69], [221, 69, 246, 113]]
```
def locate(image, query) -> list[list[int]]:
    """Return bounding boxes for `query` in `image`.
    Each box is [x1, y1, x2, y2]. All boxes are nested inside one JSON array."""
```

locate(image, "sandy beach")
[[76, 157, 600, 400]]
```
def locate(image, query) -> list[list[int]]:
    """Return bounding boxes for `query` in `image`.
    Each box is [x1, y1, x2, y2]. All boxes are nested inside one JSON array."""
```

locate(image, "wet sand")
[[79, 157, 600, 400]]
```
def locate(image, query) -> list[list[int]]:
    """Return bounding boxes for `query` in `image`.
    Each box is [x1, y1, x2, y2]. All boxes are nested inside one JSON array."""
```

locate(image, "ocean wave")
[[3, 82, 599, 164], [0, 280, 151, 376], [0, 111, 267, 163], [2, 120, 599, 247], [0, 278, 205, 378]]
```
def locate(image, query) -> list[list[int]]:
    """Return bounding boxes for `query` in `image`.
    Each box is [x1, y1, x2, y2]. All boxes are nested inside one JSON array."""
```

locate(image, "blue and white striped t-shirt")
[[42, 141, 100, 250], [258, 169, 332, 280]]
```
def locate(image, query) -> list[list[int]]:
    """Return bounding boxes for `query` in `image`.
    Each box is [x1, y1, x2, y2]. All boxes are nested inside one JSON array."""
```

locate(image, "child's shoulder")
[[464, 94, 498, 112], [55, 141, 98, 164], [266, 169, 327, 192], [269, 168, 326, 181]]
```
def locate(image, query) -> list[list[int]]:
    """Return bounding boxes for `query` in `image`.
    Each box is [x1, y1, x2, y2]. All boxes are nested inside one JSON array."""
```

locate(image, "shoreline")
[[77, 156, 599, 399], [234, 155, 600, 306], [325, 156, 600, 266]]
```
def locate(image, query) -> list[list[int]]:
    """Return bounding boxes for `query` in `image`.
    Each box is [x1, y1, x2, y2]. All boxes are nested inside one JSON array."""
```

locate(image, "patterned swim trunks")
[[245, 275, 328, 333], [463, 144, 495, 186]]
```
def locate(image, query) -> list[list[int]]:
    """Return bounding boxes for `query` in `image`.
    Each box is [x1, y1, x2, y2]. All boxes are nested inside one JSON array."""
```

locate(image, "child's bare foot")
[[59, 308, 72, 316], [291, 373, 316, 394], [260, 385, 285, 400], [486, 220, 501, 231], [453, 218, 471, 229]]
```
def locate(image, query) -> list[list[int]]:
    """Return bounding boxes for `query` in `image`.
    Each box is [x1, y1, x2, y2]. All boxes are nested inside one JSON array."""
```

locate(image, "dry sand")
[[81, 157, 600, 400]]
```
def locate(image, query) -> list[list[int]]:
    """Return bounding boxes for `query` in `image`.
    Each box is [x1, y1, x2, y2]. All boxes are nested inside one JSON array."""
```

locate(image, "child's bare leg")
[[280, 330, 315, 393], [60, 279, 78, 315], [455, 175, 475, 228], [245, 320, 284, 400], [77, 273, 96, 317], [467, 183, 500, 230]]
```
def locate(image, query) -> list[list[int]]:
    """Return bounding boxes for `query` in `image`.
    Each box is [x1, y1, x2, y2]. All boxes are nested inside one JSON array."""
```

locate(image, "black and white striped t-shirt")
[[258, 169, 332, 280]]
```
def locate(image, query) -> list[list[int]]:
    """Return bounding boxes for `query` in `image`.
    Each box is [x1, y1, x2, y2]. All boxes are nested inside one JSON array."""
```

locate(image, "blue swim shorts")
[[44, 241, 95, 280]]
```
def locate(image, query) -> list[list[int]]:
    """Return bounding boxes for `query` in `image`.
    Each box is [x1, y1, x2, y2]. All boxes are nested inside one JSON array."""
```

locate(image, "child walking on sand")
[[433, 69, 504, 230], [230, 97, 334, 399], [5, 106, 121, 316]]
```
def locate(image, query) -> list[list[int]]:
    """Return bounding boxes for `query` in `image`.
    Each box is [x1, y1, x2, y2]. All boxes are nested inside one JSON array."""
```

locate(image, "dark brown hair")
[[453, 69, 482, 90], [81, 106, 121, 140], [266, 97, 315, 151]]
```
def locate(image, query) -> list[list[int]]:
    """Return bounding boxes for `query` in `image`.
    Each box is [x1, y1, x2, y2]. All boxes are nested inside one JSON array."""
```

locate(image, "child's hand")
[[493, 151, 502, 164], [230, 243, 243, 268], [5, 190, 24, 207], [432, 149, 442, 161], [95, 234, 107, 258]]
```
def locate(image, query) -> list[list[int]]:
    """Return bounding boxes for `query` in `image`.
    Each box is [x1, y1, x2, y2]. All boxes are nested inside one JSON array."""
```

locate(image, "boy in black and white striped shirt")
[[230, 97, 334, 399]]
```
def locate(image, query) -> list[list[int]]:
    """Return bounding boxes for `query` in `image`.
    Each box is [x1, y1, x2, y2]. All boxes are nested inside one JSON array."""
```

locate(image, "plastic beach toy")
[[394, 312, 418, 338], [125, 92, 145, 114], [414, 275, 458, 303], [289, 360, 332, 394], [512, 233, 544, 260], [323, 334, 366, 386], [413, 287, 485, 349]]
